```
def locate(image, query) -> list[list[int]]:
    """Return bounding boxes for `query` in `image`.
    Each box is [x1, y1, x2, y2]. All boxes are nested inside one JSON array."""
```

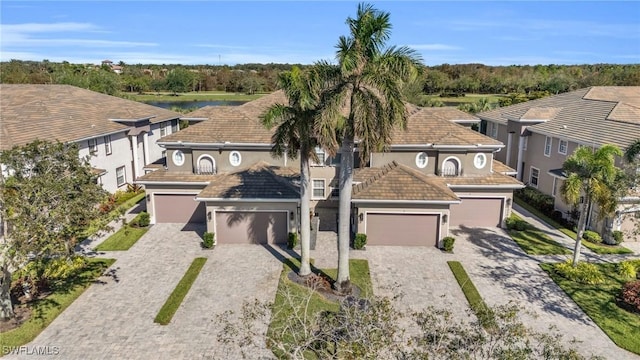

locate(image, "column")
[[143, 132, 150, 165], [131, 135, 139, 180], [516, 135, 525, 181], [506, 131, 514, 167]]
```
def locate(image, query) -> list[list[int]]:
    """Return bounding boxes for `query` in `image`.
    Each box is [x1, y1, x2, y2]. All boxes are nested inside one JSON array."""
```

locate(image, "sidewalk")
[[512, 203, 640, 263]]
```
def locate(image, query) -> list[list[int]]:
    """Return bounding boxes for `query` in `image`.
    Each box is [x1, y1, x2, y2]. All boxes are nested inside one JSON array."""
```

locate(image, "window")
[[530, 167, 540, 188], [197, 155, 216, 174], [104, 135, 112, 155], [171, 119, 179, 133], [558, 139, 568, 155], [88, 138, 98, 154], [312, 179, 326, 199], [441, 157, 461, 176], [488, 122, 498, 139], [229, 151, 242, 167], [473, 153, 487, 169], [160, 122, 167, 137], [172, 150, 185, 166], [544, 136, 552, 157], [116, 166, 126, 187], [552, 177, 558, 197], [312, 146, 326, 166], [415, 152, 428, 169]]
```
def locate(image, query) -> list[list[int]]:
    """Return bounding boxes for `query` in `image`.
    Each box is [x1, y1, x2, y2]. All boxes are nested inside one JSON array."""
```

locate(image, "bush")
[[582, 230, 602, 243], [554, 260, 605, 285], [354, 233, 367, 250], [202, 232, 215, 249], [505, 215, 529, 231], [137, 211, 150, 227], [515, 186, 554, 214], [12, 256, 88, 298], [618, 261, 638, 280], [442, 236, 455, 252], [612, 230, 624, 244], [287, 232, 298, 249], [619, 280, 640, 314]]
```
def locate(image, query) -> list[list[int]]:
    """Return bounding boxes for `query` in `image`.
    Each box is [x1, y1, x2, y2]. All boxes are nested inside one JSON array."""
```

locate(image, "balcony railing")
[[194, 165, 216, 175]]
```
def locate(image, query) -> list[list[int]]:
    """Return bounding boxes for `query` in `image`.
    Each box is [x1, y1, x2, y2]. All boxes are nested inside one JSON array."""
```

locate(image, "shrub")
[[612, 230, 624, 244], [619, 280, 640, 314], [618, 261, 638, 280], [515, 186, 554, 214], [554, 260, 605, 285], [582, 230, 602, 243], [354, 233, 367, 250], [287, 232, 298, 249], [202, 232, 215, 249], [442, 236, 455, 252], [136, 211, 150, 227]]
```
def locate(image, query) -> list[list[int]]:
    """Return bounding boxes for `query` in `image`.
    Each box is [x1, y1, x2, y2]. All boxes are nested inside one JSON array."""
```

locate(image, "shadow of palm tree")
[[451, 225, 592, 325]]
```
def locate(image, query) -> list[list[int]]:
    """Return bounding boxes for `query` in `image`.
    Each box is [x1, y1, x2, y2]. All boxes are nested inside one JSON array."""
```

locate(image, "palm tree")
[[313, 3, 422, 291], [561, 144, 623, 265], [261, 67, 318, 277], [624, 139, 640, 164]]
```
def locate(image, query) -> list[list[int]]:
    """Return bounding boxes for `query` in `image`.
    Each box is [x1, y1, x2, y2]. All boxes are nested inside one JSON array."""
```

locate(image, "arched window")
[[441, 157, 461, 176], [197, 155, 216, 174]]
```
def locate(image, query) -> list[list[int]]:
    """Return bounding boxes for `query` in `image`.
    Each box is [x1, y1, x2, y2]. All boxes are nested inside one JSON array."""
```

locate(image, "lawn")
[[541, 262, 640, 354], [154, 257, 207, 325], [448, 261, 496, 329], [267, 258, 373, 357], [94, 224, 148, 251], [127, 91, 266, 102], [514, 197, 632, 255], [507, 214, 570, 255], [0, 258, 116, 350]]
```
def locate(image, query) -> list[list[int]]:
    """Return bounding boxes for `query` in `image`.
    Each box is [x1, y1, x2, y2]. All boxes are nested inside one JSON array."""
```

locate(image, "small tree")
[[0, 140, 107, 319]]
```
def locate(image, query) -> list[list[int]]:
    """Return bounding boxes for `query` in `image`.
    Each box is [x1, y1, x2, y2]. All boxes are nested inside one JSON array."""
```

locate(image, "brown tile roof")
[[168, 92, 498, 148], [477, 86, 640, 149], [492, 160, 517, 175], [353, 161, 460, 202], [135, 170, 216, 184], [196, 162, 299, 200], [0, 84, 182, 150]]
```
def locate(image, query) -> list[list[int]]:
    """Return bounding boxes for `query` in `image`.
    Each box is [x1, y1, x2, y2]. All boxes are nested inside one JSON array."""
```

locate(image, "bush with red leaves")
[[619, 280, 640, 314]]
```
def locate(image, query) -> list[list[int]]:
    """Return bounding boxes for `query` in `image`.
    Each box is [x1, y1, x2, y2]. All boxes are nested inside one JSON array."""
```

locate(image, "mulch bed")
[[0, 305, 32, 333], [287, 271, 361, 303]]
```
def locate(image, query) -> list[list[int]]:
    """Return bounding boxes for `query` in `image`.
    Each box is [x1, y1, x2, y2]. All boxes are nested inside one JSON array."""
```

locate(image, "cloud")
[[408, 44, 461, 51]]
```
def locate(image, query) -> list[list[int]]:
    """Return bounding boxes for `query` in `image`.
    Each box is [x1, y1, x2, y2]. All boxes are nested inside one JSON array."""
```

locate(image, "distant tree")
[[561, 145, 623, 264], [0, 140, 107, 320], [165, 67, 195, 93]]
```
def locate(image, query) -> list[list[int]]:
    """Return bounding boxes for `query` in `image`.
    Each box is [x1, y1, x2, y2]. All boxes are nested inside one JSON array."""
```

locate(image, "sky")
[[1, 1, 639, 66]]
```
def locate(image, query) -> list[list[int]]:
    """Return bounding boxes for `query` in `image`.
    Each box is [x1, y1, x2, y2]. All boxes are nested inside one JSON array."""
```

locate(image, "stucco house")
[[0, 84, 183, 193], [477, 86, 640, 239], [138, 91, 523, 247]]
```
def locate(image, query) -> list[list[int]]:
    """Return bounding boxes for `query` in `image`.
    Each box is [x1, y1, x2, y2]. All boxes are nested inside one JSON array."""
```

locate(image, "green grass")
[[447, 261, 496, 329], [0, 258, 116, 350], [267, 258, 373, 357], [541, 262, 640, 354], [128, 91, 266, 102], [94, 225, 148, 251], [514, 197, 632, 255], [507, 214, 570, 255], [154, 257, 207, 325]]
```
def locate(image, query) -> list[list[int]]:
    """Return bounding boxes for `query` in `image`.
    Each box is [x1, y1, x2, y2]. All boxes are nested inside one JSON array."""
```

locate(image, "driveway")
[[7, 224, 283, 360]]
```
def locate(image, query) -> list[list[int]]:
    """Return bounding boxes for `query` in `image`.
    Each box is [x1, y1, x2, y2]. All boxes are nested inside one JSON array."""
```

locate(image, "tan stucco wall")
[[372, 150, 494, 176]]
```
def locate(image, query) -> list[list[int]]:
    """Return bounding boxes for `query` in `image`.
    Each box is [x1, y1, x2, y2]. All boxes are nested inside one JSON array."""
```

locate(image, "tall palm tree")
[[313, 3, 422, 291], [261, 67, 318, 277], [561, 144, 623, 266], [624, 139, 640, 164]]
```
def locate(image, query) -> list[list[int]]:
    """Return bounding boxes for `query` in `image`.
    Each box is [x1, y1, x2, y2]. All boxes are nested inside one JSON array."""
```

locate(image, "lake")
[[145, 100, 247, 110]]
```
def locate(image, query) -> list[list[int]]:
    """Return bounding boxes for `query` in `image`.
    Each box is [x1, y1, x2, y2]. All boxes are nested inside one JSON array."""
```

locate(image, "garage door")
[[215, 211, 288, 244], [366, 213, 439, 246], [154, 194, 206, 223], [450, 197, 503, 227]]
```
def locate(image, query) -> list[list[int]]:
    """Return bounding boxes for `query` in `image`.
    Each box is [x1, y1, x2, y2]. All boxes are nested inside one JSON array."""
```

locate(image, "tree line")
[[1, 59, 638, 99]]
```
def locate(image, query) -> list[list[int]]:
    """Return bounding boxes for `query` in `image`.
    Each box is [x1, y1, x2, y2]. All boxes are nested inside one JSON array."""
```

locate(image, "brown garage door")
[[366, 213, 439, 246], [450, 197, 503, 227], [154, 194, 206, 223], [215, 211, 288, 244]]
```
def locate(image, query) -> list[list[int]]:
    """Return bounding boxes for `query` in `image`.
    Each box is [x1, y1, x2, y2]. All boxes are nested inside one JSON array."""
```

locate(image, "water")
[[145, 100, 247, 110]]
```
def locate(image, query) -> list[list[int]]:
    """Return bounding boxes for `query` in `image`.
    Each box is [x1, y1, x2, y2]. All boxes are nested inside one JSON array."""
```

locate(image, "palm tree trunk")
[[299, 155, 312, 277], [572, 196, 590, 266], [335, 135, 354, 290]]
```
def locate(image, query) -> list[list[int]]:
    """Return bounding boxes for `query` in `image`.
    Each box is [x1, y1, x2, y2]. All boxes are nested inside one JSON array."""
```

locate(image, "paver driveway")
[[6, 224, 283, 360]]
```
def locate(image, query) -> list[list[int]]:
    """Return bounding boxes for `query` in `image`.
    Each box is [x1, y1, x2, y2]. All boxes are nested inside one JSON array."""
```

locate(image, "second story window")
[[312, 146, 326, 166], [104, 135, 112, 155], [558, 139, 568, 155], [544, 136, 552, 157], [171, 119, 179, 133], [441, 157, 461, 177], [88, 138, 98, 155], [415, 152, 428, 169], [160, 122, 167, 137], [312, 179, 326, 199]]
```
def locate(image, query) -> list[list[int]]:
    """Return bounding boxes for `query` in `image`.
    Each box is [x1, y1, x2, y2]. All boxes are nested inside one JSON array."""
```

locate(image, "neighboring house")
[[0, 84, 183, 193], [137, 91, 523, 247], [477, 86, 640, 239]]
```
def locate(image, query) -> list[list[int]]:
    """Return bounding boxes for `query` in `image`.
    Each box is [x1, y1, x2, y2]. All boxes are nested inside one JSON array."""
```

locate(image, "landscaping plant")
[[582, 230, 602, 243], [353, 233, 367, 250], [202, 232, 215, 249], [287, 232, 298, 249], [554, 260, 605, 285], [619, 280, 640, 314], [442, 236, 455, 252]]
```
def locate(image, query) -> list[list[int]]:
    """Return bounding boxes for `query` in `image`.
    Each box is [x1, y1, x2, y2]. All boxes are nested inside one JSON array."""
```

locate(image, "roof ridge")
[[398, 165, 459, 200], [354, 161, 399, 195]]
